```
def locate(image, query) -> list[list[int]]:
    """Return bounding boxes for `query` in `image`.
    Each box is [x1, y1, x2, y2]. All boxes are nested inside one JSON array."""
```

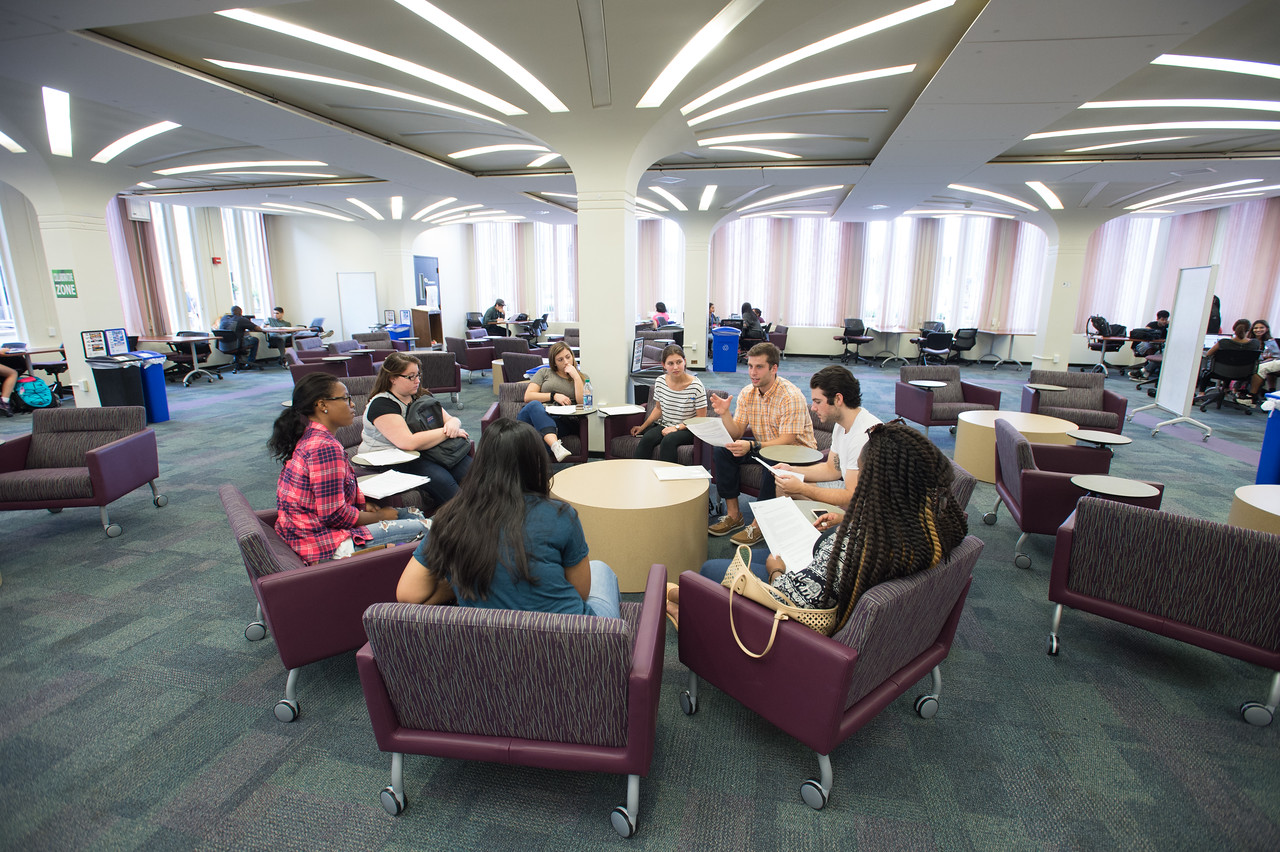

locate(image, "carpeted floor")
[[0, 353, 1276, 851]]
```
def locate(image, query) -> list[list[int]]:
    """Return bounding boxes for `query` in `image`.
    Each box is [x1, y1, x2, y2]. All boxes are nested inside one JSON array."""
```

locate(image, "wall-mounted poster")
[[384, 309, 395, 324], [400, 309, 412, 324]]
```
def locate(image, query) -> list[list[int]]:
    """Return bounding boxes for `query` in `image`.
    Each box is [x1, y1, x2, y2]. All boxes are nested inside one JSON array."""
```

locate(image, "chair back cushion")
[[363, 601, 636, 746], [343, 375, 378, 416], [994, 418, 1036, 505], [502, 351, 544, 382], [416, 351, 458, 390], [1029, 369, 1103, 408], [352, 332, 394, 349], [563, 328, 580, 347], [949, 460, 976, 512], [296, 336, 326, 353], [491, 337, 532, 358], [899, 365, 962, 402], [26, 407, 146, 469], [329, 339, 360, 355], [218, 483, 304, 578], [834, 535, 983, 708]]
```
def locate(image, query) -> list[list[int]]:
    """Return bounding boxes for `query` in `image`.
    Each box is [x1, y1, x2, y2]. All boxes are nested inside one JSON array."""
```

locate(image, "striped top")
[[653, 373, 708, 427]]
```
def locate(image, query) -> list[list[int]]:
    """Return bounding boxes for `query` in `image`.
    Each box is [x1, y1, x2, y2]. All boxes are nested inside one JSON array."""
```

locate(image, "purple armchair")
[[412, 350, 462, 406], [984, 419, 1162, 569], [603, 396, 698, 464], [482, 381, 589, 463], [675, 535, 984, 809], [352, 331, 409, 352], [895, 365, 1000, 438], [0, 406, 165, 537], [219, 483, 413, 723], [1021, 369, 1127, 433], [357, 564, 667, 835], [289, 360, 347, 383], [1047, 498, 1280, 726], [490, 336, 548, 361], [445, 336, 493, 383]]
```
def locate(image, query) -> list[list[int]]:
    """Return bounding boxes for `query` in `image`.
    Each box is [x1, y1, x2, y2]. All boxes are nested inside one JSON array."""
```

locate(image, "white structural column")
[[1032, 210, 1118, 369], [669, 214, 718, 369]]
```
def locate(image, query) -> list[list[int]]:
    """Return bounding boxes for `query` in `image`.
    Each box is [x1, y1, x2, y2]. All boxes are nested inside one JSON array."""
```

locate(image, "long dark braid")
[[823, 421, 967, 629]]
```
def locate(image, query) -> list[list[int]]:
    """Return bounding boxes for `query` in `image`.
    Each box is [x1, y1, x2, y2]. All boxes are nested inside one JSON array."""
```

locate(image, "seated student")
[[518, 341, 590, 463], [739, 301, 764, 343], [216, 305, 264, 367], [0, 357, 16, 416], [1198, 318, 1260, 392], [668, 421, 967, 629], [268, 373, 429, 564], [652, 301, 671, 329], [396, 418, 621, 618], [629, 344, 707, 463], [1245, 319, 1280, 401], [261, 306, 292, 353], [1128, 309, 1170, 380], [483, 298, 509, 337], [358, 352, 472, 507]]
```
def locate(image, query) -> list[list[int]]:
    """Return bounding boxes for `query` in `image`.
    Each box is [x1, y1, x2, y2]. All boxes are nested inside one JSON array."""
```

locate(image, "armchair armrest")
[[960, 382, 1002, 408], [392, 339, 410, 351], [603, 412, 646, 445], [0, 434, 32, 473], [626, 564, 668, 775], [1017, 470, 1096, 535], [480, 400, 503, 431], [86, 429, 160, 503], [1102, 389, 1128, 425], [894, 382, 933, 422], [1031, 443, 1111, 475]]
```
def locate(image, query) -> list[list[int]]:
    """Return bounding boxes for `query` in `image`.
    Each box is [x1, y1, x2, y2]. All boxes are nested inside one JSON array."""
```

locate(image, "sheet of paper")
[[750, 497, 821, 573], [352, 447, 418, 466], [753, 456, 805, 481], [683, 417, 734, 447], [544, 404, 582, 415], [600, 404, 646, 416], [358, 470, 431, 500], [653, 465, 712, 481]]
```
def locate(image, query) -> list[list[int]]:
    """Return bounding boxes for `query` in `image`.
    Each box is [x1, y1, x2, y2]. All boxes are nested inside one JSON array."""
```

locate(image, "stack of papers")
[[545, 404, 584, 415], [653, 465, 712, 481], [599, 404, 646, 416], [749, 498, 822, 573], [755, 457, 805, 481], [353, 447, 418, 466], [358, 470, 431, 500]]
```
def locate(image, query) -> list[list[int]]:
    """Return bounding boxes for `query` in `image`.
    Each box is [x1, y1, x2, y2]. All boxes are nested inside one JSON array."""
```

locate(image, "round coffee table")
[[954, 410, 1077, 483], [1067, 429, 1132, 451], [760, 445, 823, 465], [1070, 474, 1159, 499], [909, 379, 947, 390], [549, 459, 708, 592], [1227, 484, 1280, 534], [1025, 383, 1067, 393]]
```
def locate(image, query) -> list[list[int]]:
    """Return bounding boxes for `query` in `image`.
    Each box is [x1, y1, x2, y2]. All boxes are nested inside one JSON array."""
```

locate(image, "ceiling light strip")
[[1027, 120, 1280, 140], [947, 184, 1038, 212], [347, 198, 385, 220], [527, 153, 563, 168], [649, 186, 688, 211], [91, 121, 181, 164], [393, 0, 567, 112], [42, 87, 72, 158], [688, 65, 915, 127], [698, 185, 717, 211], [739, 184, 844, 211], [637, 0, 766, 109], [422, 203, 483, 222], [391, 197, 404, 220], [261, 202, 354, 221], [697, 132, 809, 146], [742, 209, 828, 219], [1081, 99, 1280, 112], [1065, 136, 1189, 153], [707, 145, 800, 159], [411, 197, 457, 220], [635, 197, 668, 212], [214, 171, 339, 178], [0, 129, 27, 154], [450, 144, 550, 159], [1024, 181, 1063, 210], [1125, 179, 1263, 210], [216, 8, 525, 115], [156, 160, 327, 176], [1152, 54, 1280, 81]]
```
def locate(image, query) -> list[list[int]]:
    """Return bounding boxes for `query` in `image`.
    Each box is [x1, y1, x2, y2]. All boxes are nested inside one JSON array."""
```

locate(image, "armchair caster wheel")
[[244, 622, 267, 641], [154, 494, 168, 507], [1014, 553, 1032, 570], [105, 524, 123, 538], [380, 786, 406, 816], [680, 690, 697, 715], [1202, 434, 1210, 442], [982, 512, 997, 525], [1046, 634, 1060, 656], [48, 507, 63, 514], [1151, 430, 1159, 438], [610, 806, 637, 837], [1240, 702, 1273, 727], [800, 779, 828, 810], [913, 695, 938, 719], [949, 426, 956, 434], [274, 698, 299, 722]]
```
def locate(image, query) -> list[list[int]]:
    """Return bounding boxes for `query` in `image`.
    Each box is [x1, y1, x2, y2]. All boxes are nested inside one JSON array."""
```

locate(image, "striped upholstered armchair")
[[0, 406, 165, 537], [357, 563, 666, 836]]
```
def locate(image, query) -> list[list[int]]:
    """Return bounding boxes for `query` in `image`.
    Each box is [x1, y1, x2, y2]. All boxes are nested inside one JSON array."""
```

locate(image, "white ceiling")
[[0, 0, 1277, 230]]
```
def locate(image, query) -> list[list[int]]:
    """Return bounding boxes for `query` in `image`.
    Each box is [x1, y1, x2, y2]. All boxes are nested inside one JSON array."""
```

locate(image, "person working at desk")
[[652, 301, 671, 329], [261, 306, 292, 353], [707, 341, 815, 546], [1197, 318, 1260, 394], [519, 341, 590, 463], [772, 366, 881, 508], [216, 306, 264, 369], [1128, 309, 1169, 381], [483, 298, 509, 337]]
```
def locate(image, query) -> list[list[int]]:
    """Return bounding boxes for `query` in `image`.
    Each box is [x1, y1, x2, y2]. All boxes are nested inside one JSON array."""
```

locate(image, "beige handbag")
[[720, 545, 838, 658]]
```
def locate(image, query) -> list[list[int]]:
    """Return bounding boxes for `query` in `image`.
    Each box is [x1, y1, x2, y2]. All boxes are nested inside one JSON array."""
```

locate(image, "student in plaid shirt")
[[706, 341, 815, 546], [268, 374, 429, 564]]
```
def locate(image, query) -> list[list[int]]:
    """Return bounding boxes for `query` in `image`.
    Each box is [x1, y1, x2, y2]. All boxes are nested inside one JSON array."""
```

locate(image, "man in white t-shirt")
[[775, 365, 881, 508]]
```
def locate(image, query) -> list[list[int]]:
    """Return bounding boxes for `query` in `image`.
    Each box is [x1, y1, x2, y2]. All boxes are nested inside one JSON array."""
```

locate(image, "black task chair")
[[1197, 348, 1263, 413], [1084, 315, 1127, 375], [465, 311, 484, 330], [918, 331, 954, 365], [950, 328, 978, 365], [213, 328, 263, 373], [910, 321, 945, 361], [833, 319, 874, 365]]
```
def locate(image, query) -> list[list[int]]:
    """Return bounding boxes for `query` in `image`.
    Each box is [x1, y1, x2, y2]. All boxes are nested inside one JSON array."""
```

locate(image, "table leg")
[[182, 340, 219, 386], [990, 334, 1023, 371], [872, 331, 909, 368]]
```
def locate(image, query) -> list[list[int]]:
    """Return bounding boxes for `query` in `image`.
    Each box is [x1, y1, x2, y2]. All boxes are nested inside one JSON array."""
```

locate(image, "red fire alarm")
[[212, 257, 222, 265]]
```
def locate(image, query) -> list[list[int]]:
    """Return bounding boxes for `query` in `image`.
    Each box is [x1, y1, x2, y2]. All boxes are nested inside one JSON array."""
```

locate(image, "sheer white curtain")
[[150, 202, 206, 330], [1076, 216, 1163, 330], [637, 219, 684, 321], [220, 208, 274, 317], [1216, 198, 1280, 324], [472, 222, 525, 312], [533, 222, 577, 322]]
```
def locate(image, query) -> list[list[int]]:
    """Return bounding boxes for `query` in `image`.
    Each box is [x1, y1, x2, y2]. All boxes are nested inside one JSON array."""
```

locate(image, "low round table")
[[954, 410, 1077, 483], [322, 355, 351, 362], [550, 459, 708, 592], [1228, 484, 1280, 534], [1070, 474, 1159, 500], [490, 359, 504, 395], [909, 379, 947, 390], [1067, 429, 1132, 451], [1025, 383, 1067, 393], [760, 445, 823, 465]]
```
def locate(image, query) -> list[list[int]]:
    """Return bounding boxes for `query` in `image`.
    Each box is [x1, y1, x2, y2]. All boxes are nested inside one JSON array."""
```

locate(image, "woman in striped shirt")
[[630, 344, 707, 463]]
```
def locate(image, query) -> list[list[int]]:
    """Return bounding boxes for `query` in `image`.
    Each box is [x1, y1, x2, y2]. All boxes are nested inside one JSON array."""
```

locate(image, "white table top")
[[1025, 383, 1067, 392], [760, 444, 824, 465], [323, 355, 351, 361], [1233, 484, 1280, 516], [1071, 474, 1158, 499], [909, 379, 948, 389], [1067, 429, 1132, 447]]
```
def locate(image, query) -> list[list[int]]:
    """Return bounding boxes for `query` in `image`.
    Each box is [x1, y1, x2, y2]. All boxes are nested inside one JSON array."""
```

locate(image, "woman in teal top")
[[396, 418, 620, 617]]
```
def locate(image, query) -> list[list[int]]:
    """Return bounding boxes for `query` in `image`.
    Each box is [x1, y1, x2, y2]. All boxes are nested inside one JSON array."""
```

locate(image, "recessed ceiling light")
[[688, 66, 915, 127], [347, 198, 385, 220], [449, 144, 549, 159], [699, 185, 718, 211], [1081, 99, 1280, 112], [216, 8, 524, 115], [42, 86, 71, 157], [91, 121, 181, 164], [636, 197, 668, 212], [868, 204, 888, 210], [707, 145, 800, 159], [1152, 54, 1280, 81], [261, 202, 354, 221], [390, 197, 403, 220], [135, 182, 156, 189], [649, 186, 688, 211], [739, 185, 844, 211], [682, 0, 954, 115], [207, 60, 506, 125], [947, 184, 1038, 212], [1065, 136, 1189, 152], [411, 197, 456, 220], [156, 160, 326, 176], [1125, 178, 1262, 210], [527, 153, 563, 168], [393, 0, 567, 112], [637, 0, 766, 109], [0, 129, 26, 154], [1025, 181, 1063, 210], [1026, 120, 1280, 140]]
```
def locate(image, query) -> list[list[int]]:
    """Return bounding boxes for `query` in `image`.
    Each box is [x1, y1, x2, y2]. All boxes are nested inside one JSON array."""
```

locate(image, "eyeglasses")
[[323, 394, 353, 404], [398, 373, 421, 382]]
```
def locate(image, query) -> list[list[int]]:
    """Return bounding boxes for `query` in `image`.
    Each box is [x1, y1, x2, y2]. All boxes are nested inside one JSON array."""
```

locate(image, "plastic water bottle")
[[583, 380, 593, 410]]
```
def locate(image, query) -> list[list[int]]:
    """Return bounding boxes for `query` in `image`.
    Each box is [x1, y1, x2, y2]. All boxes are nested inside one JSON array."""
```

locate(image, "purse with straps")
[[720, 545, 838, 658]]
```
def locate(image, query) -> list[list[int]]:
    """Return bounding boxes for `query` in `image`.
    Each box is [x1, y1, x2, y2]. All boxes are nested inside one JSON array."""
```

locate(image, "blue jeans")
[[396, 452, 473, 506], [346, 508, 428, 557], [586, 560, 621, 619], [699, 557, 770, 584], [518, 401, 577, 451]]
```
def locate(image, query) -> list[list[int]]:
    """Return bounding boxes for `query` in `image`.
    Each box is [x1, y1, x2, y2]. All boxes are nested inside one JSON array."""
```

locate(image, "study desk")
[[137, 334, 218, 386], [976, 330, 1033, 370], [868, 326, 914, 368], [0, 345, 65, 375]]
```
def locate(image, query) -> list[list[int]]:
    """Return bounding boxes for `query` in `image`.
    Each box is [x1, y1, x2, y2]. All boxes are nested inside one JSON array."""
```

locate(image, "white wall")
[[266, 216, 382, 340], [413, 224, 471, 340]]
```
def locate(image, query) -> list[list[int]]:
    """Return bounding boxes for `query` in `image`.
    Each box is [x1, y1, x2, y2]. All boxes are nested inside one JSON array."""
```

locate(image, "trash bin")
[[711, 327, 741, 372], [133, 350, 170, 423], [1258, 391, 1280, 485], [87, 356, 145, 408], [387, 323, 412, 342]]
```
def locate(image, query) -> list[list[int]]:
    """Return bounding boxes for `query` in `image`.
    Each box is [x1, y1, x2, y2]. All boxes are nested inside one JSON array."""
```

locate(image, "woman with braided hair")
[[668, 420, 966, 630]]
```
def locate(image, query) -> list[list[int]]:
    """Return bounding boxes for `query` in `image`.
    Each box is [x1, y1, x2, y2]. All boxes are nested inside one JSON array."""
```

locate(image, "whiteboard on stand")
[[1154, 265, 1216, 416], [337, 272, 377, 341]]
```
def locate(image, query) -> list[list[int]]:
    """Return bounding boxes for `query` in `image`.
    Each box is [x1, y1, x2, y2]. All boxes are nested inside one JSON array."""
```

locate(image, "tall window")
[[221, 208, 274, 317], [637, 219, 684, 321], [473, 222, 523, 310], [150, 203, 206, 330], [533, 222, 577, 322], [0, 262, 16, 342]]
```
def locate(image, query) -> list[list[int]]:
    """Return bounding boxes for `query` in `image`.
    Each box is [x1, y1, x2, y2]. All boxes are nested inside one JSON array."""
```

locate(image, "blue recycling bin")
[[387, 323, 412, 342], [1258, 392, 1280, 484], [133, 350, 170, 423], [711, 327, 741, 372]]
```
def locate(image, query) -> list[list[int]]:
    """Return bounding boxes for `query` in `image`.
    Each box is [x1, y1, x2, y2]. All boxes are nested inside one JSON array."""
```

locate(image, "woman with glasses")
[[268, 373, 429, 564], [358, 351, 472, 507]]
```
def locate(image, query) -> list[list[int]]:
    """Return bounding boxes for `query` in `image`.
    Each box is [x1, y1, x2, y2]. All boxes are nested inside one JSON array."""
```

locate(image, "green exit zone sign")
[[52, 269, 77, 298]]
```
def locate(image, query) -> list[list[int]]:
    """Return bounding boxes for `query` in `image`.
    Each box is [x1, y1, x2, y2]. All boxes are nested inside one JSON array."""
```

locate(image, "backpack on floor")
[[9, 375, 58, 413]]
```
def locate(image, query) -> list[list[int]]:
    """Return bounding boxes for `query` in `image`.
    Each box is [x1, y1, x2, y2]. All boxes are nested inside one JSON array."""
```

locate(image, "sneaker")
[[320, 330, 335, 339], [0, 399, 10, 418], [707, 515, 746, 537], [551, 440, 572, 462], [730, 523, 765, 546]]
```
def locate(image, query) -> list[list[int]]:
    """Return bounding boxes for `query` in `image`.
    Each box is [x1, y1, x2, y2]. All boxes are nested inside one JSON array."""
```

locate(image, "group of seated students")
[[1199, 317, 1278, 403]]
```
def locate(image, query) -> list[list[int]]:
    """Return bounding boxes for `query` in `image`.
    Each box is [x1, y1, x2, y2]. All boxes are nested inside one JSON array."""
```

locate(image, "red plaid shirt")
[[275, 422, 368, 564]]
